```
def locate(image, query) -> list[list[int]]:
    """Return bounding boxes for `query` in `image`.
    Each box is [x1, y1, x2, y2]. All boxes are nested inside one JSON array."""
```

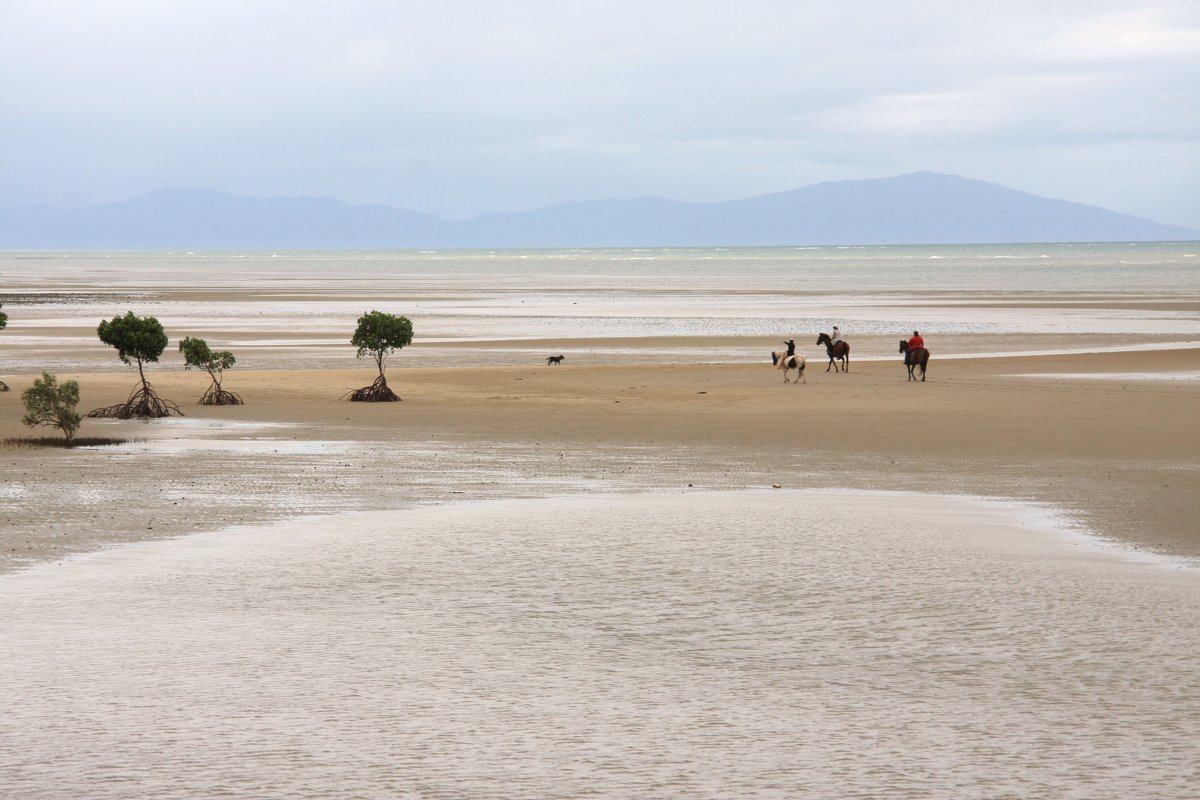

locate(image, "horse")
[[898, 340, 930, 382], [770, 351, 806, 383], [815, 332, 850, 372]]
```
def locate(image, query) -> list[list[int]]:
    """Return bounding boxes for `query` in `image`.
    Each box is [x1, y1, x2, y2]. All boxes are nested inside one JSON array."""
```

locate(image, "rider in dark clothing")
[[784, 339, 796, 357]]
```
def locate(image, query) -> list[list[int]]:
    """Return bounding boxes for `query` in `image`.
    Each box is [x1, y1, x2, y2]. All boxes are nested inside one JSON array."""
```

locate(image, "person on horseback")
[[830, 326, 843, 347], [905, 330, 924, 365], [783, 338, 796, 357]]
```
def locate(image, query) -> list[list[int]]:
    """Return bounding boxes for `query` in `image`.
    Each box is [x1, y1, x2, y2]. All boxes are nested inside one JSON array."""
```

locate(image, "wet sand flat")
[[2, 491, 1196, 799], [2, 246, 1198, 798], [1, 244, 1197, 568], [1, 344, 1197, 571]]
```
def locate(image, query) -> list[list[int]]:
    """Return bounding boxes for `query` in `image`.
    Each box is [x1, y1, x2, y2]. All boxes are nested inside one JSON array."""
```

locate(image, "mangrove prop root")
[[87, 382, 184, 419], [343, 375, 401, 402], [198, 385, 244, 406]]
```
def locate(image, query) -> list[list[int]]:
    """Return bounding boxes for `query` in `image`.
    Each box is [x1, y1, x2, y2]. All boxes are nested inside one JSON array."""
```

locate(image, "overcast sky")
[[2, 1, 1197, 227]]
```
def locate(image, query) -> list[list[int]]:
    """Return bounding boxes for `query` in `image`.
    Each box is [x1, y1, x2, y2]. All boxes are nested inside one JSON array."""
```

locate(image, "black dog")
[[546, 354, 565, 365]]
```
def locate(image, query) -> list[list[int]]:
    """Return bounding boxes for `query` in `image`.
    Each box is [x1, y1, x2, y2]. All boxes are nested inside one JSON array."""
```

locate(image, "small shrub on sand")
[[0, 300, 8, 391], [179, 336, 243, 405], [344, 310, 413, 402], [87, 311, 183, 418], [21, 372, 82, 442]]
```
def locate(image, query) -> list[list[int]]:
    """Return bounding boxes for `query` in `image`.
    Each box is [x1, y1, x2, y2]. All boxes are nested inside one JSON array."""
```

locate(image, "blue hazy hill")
[[1, 173, 1194, 248], [0, 187, 448, 249]]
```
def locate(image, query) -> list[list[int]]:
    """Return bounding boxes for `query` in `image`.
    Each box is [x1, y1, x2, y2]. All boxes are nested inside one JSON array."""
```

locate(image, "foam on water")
[[1, 490, 1196, 799]]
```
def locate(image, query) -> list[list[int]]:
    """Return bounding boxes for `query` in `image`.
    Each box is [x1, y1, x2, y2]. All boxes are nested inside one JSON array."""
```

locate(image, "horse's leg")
[[826, 356, 833, 372]]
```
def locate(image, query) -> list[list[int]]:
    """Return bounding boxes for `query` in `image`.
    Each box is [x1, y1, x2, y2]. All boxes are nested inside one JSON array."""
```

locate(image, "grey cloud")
[[1, 0, 1196, 226]]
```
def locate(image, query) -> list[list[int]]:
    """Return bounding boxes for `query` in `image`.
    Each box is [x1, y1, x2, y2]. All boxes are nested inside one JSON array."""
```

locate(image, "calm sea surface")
[[5, 241, 1198, 291], [1, 491, 1197, 799]]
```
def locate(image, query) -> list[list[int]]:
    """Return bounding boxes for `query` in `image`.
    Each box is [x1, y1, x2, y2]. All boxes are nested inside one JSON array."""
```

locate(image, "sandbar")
[[1, 343, 1197, 572]]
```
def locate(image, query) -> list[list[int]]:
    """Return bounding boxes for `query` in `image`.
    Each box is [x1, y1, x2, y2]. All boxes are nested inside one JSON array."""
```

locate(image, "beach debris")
[[772, 484, 782, 489]]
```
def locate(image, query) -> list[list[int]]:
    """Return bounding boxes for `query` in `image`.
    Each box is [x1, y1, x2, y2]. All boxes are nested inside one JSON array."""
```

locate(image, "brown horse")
[[898, 340, 929, 382], [770, 351, 806, 383], [815, 332, 849, 372]]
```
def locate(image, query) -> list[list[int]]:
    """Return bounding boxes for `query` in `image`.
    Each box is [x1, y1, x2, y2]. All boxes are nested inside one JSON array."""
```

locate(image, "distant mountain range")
[[1, 172, 1194, 249]]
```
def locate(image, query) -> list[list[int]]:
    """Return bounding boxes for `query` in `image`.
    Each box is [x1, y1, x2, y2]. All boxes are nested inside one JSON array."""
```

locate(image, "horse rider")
[[905, 330, 924, 365], [830, 326, 843, 348], [783, 338, 796, 358]]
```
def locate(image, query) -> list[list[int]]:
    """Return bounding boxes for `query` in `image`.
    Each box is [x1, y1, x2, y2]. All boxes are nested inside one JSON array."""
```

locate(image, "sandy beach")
[[2, 340, 1197, 571], [2, 246, 1199, 798]]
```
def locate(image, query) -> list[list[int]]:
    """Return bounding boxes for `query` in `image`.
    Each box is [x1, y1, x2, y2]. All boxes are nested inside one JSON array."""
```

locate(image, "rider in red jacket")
[[905, 331, 924, 365]]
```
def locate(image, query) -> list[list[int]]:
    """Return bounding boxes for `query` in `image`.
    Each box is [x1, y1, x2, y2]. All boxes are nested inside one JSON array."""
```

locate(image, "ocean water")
[[1, 490, 1196, 799], [1, 242, 1197, 369]]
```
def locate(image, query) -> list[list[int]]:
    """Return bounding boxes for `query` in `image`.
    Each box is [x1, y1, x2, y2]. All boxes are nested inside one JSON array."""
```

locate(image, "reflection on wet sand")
[[1, 491, 1196, 799]]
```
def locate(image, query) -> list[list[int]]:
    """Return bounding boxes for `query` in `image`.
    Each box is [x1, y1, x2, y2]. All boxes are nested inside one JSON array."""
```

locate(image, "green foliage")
[[0, 302, 7, 390], [97, 311, 168, 367], [351, 310, 413, 375], [179, 336, 236, 374], [178, 336, 242, 404], [21, 372, 82, 442]]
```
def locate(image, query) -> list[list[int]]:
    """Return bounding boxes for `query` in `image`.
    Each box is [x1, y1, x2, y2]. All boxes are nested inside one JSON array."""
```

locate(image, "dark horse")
[[898, 340, 930, 382], [815, 332, 850, 372]]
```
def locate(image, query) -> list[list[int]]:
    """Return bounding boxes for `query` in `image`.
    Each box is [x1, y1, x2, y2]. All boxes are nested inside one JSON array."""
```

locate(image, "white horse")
[[770, 351, 806, 383]]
